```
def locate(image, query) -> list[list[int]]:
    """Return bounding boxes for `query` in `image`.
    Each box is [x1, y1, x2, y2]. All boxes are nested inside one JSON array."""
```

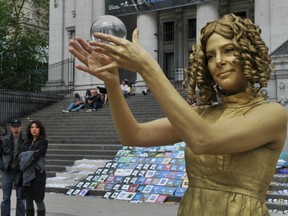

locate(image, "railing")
[[0, 122, 7, 138], [166, 68, 185, 90], [0, 89, 65, 124], [43, 59, 75, 95], [0, 59, 74, 124], [0, 67, 48, 93], [118, 68, 137, 84], [0, 57, 187, 125]]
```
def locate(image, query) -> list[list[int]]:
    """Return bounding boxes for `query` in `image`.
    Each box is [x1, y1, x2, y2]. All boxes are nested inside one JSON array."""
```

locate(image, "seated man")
[[86, 90, 103, 112], [84, 89, 92, 104], [97, 86, 108, 104], [62, 93, 85, 112]]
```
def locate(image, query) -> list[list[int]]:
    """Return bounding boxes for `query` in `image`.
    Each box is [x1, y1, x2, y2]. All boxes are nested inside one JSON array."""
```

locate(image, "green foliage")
[[30, 0, 49, 28], [0, 0, 49, 92], [0, 2, 13, 38]]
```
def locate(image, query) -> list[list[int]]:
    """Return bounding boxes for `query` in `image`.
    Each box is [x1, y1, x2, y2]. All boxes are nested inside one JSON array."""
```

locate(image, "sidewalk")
[[4, 190, 285, 216], [6, 190, 179, 216]]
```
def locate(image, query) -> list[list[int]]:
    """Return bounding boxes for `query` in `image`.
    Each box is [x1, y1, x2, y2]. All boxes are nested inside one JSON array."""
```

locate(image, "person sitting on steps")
[[86, 90, 103, 112], [97, 86, 108, 104], [62, 92, 85, 113], [120, 79, 129, 98], [142, 86, 150, 95]]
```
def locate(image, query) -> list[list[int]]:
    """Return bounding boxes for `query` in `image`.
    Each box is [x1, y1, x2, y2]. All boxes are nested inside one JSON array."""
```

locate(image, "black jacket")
[[20, 138, 48, 201], [0, 133, 25, 172]]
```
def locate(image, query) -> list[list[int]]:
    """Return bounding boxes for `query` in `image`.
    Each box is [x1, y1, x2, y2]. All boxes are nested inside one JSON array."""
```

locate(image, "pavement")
[[4, 190, 285, 216], [5, 190, 179, 216]]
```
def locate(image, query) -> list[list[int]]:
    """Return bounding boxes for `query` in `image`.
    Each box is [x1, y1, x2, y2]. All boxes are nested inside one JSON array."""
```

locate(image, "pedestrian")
[[19, 120, 48, 216], [0, 119, 25, 216], [69, 13, 287, 215]]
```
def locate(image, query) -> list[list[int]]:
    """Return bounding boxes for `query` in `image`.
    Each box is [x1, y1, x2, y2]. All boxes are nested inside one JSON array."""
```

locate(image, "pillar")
[[196, 0, 219, 40], [136, 12, 158, 93]]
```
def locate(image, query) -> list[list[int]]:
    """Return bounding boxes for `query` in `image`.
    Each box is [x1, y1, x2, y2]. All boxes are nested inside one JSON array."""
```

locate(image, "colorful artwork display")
[[66, 142, 188, 203]]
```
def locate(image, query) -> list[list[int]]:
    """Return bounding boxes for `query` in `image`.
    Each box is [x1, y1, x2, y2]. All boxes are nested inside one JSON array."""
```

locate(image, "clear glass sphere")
[[90, 15, 127, 41]]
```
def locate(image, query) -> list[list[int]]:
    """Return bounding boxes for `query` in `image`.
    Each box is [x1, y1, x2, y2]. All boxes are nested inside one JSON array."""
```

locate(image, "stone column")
[[196, 0, 219, 40], [136, 12, 158, 93], [73, 0, 105, 92], [47, 0, 106, 94], [47, 0, 66, 87], [254, 0, 271, 50]]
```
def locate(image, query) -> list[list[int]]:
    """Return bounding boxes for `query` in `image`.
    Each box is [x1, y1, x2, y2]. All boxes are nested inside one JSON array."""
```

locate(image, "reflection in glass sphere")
[[90, 15, 127, 41]]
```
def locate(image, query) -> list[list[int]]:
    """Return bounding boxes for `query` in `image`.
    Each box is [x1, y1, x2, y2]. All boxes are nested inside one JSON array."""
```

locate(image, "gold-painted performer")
[[69, 14, 287, 215]]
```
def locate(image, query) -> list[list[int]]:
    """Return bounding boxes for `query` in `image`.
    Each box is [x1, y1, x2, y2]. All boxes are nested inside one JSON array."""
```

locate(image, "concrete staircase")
[[19, 92, 167, 178], [2, 90, 287, 214]]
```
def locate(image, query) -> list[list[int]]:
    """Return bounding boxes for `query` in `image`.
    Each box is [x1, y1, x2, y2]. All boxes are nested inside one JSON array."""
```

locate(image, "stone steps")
[[38, 93, 165, 177], [47, 143, 120, 150], [45, 153, 115, 161], [0, 92, 168, 187], [1, 89, 287, 213]]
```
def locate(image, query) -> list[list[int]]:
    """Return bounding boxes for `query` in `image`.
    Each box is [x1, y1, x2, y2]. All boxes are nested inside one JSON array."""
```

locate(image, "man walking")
[[0, 119, 25, 216]]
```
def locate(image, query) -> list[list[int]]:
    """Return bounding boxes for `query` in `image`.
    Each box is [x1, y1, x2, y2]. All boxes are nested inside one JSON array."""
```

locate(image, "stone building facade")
[[49, 0, 288, 149]]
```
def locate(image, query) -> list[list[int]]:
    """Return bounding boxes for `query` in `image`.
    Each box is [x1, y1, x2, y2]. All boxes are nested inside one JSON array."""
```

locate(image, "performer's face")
[[206, 33, 248, 94]]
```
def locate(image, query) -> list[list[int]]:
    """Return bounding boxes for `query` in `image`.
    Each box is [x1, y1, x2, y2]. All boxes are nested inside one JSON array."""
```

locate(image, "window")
[[187, 19, 196, 39], [163, 22, 174, 41], [234, 11, 247, 19], [66, 26, 75, 40], [164, 52, 174, 78]]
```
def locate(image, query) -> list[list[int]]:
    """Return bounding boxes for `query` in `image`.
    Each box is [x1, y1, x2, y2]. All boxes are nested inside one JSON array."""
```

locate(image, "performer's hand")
[[89, 28, 158, 74], [68, 37, 119, 83]]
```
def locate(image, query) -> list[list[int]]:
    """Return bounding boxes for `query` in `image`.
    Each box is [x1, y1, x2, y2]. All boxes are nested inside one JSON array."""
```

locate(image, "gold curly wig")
[[182, 13, 274, 105]]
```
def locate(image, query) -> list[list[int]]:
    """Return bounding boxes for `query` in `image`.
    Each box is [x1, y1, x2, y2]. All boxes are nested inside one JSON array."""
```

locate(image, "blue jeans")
[[74, 103, 84, 111], [66, 102, 84, 111], [1, 171, 25, 216]]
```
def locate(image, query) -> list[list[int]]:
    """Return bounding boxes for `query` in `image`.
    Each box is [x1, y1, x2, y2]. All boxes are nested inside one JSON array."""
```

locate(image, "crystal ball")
[[90, 15, 127, 41]]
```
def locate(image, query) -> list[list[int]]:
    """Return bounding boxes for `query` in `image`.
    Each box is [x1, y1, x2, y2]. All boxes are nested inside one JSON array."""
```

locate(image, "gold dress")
[[177, 92, 281, 216]]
